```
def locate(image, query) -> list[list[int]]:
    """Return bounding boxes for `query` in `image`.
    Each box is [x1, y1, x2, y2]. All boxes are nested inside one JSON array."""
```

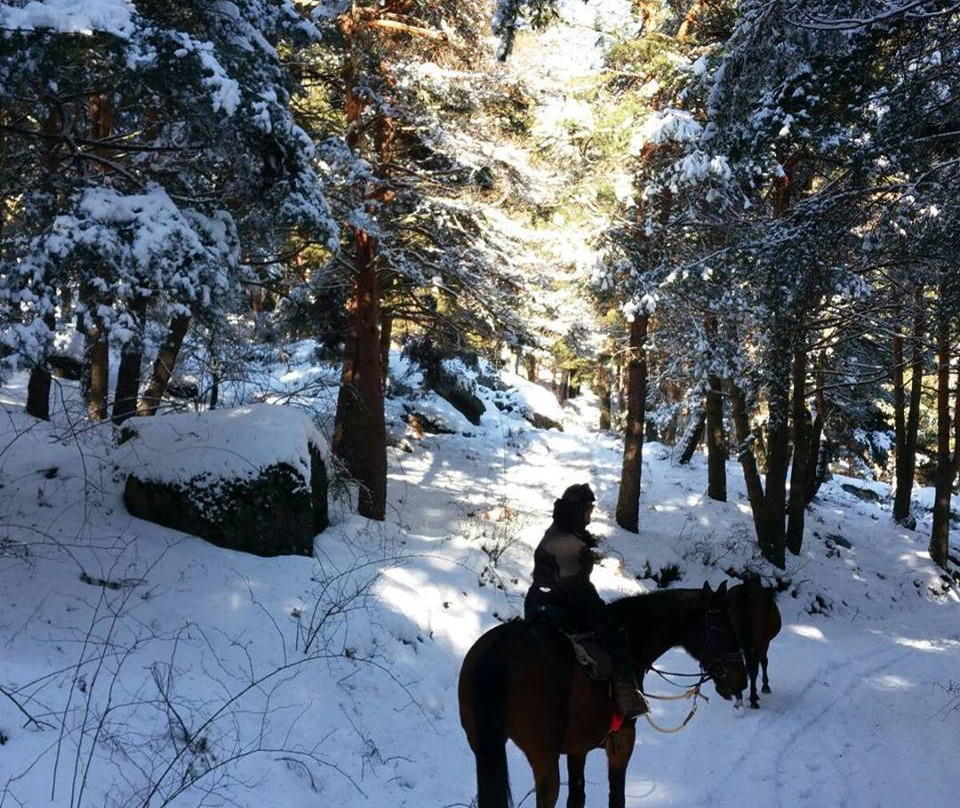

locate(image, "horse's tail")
[[466, 647, 513, 808]]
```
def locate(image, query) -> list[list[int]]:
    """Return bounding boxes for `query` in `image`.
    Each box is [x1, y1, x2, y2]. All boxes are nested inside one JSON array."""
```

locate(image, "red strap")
[[610, 711, 624, 733]]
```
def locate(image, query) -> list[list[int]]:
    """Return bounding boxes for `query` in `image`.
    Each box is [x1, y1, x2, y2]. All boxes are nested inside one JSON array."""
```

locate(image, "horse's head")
[[698, 581, 747, 703]]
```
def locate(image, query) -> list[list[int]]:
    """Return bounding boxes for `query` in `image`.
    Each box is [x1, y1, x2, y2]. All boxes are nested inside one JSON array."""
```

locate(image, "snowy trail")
[[382, 392, 960, 808], [2, 371, 958, 808]]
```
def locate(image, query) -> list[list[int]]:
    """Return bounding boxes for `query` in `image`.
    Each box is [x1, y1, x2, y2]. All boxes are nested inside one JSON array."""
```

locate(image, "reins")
[[648, 664, 712, 688], [640, 683, 707, 734], [636, 603, 742, 734]]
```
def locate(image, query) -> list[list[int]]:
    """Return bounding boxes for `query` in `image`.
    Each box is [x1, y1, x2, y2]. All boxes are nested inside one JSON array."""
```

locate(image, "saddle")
[[525, 604, 613, 681], [565, 631, 613, 681]]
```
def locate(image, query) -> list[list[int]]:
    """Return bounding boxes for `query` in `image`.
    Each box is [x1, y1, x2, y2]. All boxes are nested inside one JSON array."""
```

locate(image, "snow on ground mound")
[[495, 369, 565, 428], [115, 403, 328, 487], [2, 344, 960, 808], [0, 0, 136, 38]]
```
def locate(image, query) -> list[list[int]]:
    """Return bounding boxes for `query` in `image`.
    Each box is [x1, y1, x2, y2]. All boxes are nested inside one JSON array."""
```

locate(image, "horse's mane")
[[607, 587, 705, 623]]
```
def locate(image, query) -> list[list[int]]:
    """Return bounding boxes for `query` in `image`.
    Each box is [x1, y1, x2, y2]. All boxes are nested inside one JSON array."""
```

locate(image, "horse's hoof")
[[750, 701, 760, 709], [761, 685, 771, 694], [733, 698, 745, 714]]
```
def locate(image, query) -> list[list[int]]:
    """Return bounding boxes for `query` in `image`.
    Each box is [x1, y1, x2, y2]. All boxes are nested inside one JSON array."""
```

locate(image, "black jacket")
[[525, 522, 605, 630]]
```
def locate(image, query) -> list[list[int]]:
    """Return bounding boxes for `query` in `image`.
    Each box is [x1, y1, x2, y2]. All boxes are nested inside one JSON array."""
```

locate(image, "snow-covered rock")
[[116, 404, 328, 555], [494, 370, 565, 430]]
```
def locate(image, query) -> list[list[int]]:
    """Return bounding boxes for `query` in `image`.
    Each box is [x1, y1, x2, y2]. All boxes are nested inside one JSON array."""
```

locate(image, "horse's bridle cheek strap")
[[699, 607, 743, 681]]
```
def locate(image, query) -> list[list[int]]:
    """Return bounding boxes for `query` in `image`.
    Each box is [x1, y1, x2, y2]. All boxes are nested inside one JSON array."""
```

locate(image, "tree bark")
[[786, 347, 811, 555], [26, 317, 55, 421], [616, 314, 649, 533], [81, 93, 115, 421], [893, 285, 925, 523], [557, 368, 570, 405], [730, 379, 766, 542], [138, 315, 191, 416], [929, 279, 953, 570], [677, 405, 706, 464], [332, 232, 387, 520], [329, 6, 393, 521], [112, 297, 148, 424], [25, 112, 61, 421], [524, 353, 537, 382], [26, 360, 53, 421], [597, 354, 612, 431], [758, 346, 792, 569], [209, 374, 220, 410], [379, 311, 393, 389], [804, 363, 826, 505], [80, 293, 109, 421], [706, 373, 727, 501]]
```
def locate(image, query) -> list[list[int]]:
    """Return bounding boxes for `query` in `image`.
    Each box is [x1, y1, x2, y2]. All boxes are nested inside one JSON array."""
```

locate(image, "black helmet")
[[552, 483, 596, 531], [560, 483, 596, 508]]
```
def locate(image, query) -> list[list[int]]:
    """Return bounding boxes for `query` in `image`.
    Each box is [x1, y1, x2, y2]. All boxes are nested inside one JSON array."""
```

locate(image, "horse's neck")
[[625, 593, 703, 667]]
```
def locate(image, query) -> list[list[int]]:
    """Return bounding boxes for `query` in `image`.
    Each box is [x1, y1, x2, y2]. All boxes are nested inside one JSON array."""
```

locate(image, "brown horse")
[[727, 579, 782, 708], [458, 581, 747, 808]]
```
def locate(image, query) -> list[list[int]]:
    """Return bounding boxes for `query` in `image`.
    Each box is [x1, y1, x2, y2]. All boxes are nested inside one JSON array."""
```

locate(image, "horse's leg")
[[746, 648, 760, 708], [604, 719, 636, 808], [525, 751, 562, 808], [760, 643, 772, 693], [566, 753, 587, 808]]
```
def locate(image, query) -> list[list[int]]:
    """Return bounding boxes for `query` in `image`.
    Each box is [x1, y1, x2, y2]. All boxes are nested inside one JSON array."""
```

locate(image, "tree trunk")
[[26, 363, 53, 421], [929, 283, 953, 570], [80, 294, 109, 421], [731, 379, 767, 544], [787, 347, 811, 555], [616, 314, 649, 533], [26, 112, 62, 421], [894, 285, 925, 524], [138, 315, 191, 417], [379, 311, 393, 389], [26, 317, 55, 421], [80, 93, 115, 421], [112, 297, 148, 424], [332, 232, 387, 521], [329, 6, 393, 521], [523, 353, 537, 382], [758, 346, 791, 569], [892, 328, 907, 503], [706, 374, 727, 501], [209, 374, 220, 410], [804, 363, 826, 505], [557, 368, 570, 405], [597, 354, 612, 431], [677, 405, 706, 464]]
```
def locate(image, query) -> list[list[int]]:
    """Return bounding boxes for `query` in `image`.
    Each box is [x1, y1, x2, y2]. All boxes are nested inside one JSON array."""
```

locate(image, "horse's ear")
[[717, 580, 728, 596], [702, 580, 713, 595]]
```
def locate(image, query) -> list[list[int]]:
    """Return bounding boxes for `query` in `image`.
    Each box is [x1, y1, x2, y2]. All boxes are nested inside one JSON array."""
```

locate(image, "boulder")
[[399, 338, 486, 425], [840, 482, 883, 502], [118, 404, 328, 556], [494, 371, 565, 432], [165, 375, 200, 400], [430, 373, 485, 426]]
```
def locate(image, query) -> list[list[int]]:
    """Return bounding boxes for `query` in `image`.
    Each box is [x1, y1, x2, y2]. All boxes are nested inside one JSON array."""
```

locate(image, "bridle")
[[639, 605, 744, 734], [701, 605, 745, 683]]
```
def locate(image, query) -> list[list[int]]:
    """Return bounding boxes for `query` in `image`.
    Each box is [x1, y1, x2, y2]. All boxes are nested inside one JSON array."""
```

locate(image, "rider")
[[524, 483, 648, 718]]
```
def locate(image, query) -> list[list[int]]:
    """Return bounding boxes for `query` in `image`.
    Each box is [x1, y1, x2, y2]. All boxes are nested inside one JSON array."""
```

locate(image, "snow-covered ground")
[[1, 350, 958, 808]]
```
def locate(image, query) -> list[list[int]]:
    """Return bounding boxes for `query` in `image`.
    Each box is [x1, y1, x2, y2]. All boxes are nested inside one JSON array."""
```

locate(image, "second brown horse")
[[727, 579, 782, 708]]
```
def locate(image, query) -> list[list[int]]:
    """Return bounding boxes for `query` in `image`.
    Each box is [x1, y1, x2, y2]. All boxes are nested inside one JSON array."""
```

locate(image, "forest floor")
[[1, 348, 959, 808]]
